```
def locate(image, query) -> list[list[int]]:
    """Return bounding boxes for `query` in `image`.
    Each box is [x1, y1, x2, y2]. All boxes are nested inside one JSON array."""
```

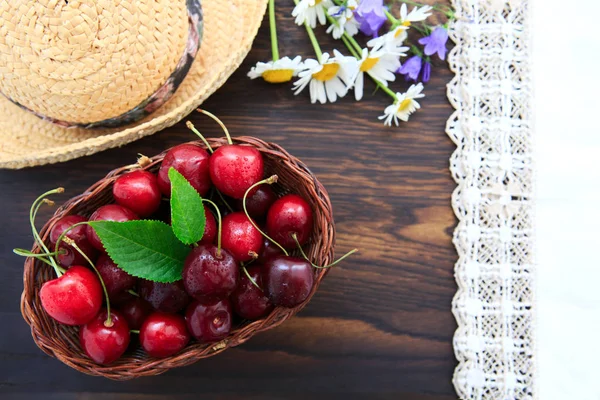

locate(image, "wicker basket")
[[20, 137, 335, 380]]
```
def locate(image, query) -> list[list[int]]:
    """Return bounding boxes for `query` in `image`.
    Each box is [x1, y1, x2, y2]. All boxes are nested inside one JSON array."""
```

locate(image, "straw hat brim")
[[0, 0, 268, 169]]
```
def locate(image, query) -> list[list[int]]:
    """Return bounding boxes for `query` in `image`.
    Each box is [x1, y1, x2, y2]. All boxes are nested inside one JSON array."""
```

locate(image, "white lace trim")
[[447, 0, 535, 398]]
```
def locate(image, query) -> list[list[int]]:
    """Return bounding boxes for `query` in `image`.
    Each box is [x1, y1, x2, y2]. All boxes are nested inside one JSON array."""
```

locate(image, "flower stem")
[[293, 0, 323, 62], [341, 36, 359, 58], [384, 9, 399, 24], [268, 0, 280, 61]]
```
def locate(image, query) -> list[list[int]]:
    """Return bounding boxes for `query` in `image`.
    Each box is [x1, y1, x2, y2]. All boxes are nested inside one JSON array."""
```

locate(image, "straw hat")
[[0, 0, 268, 169]]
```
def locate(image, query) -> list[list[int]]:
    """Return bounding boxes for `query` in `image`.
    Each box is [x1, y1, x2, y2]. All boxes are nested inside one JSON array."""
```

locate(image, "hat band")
[[2, 0, 203, 130]]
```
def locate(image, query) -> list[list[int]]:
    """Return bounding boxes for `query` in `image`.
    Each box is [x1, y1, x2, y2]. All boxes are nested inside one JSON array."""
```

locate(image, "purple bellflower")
[[418, 27, 449, 60], [398, 55, 423, 81], [421, 60, 431, 83], [354, 0, 387, 37]]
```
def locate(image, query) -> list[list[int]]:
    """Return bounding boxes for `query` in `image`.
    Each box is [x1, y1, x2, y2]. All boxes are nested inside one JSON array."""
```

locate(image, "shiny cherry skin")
[[256, 237, 283, 264], [209, 145, 264, 199], [86, 205, 139, 251], [185, 298, 232, 343], [221, 212, 263, 262], [199, 205, 217, 244], [96, 254, 137, 302], [263, 256, 314, 308], [266, 194, 313, 250], [49, 215, 97, 268], [112, 170, 162, 217], [231, 265, 274, 320], [182, 245, 239, 300], [40, 265, 103, 325], [235, 185, 276, 220], [118, 297, 153, 330], [79, 309, 130, 365], [139, 280, 191, 313], [140, 312, 190, 358], [157, 144, 211, 197]]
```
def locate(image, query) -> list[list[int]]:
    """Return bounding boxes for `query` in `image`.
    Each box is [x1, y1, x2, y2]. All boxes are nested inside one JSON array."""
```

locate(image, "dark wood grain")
[[0, 2, 457, 399]]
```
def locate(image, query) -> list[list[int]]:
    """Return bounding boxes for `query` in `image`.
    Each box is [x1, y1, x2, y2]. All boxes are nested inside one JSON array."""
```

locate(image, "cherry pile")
[[17, 111, 356, 366]]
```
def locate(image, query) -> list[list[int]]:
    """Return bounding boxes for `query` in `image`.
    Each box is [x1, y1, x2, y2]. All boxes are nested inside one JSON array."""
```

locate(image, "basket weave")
[[0, 0, 268, 169], [20, 137, 335, 380]]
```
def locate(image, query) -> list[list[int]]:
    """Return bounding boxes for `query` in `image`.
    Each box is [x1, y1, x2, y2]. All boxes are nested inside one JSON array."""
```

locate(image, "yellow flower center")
[[394, 26, 408, 38], [360, 57, 379, 72], [262, 69, 295, 83], [402, 20, 412, 27], [312, 63, 340, 81], [314, 0, 322, 4], [397, 98, 413, 113]]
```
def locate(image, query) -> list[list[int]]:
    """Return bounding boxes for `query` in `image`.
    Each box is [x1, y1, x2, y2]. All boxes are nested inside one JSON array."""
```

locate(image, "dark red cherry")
[[221, 212, 263, 262], [209, 145, 263, 199], [96, 254, 136, 303], [182, 244, 239, 300], [40, 265, 103, 325], [263, 256, 314, 308], [266, 194, 313, 249], [185, 298, 232, 343], [231, 266, 274, 320], [118, 297, 153, 330], [158, 143, 211, 197], [79, 309, 130, 365], [199, 205, 217, 244], [235, 185, 276, 219], [86, 205, 139, 251], [140, 312, 190, 358], [139, 280, 191, 313], [112, 170, 162, 217], [49, 215, 97, 268], [257, 237, 283, 264]]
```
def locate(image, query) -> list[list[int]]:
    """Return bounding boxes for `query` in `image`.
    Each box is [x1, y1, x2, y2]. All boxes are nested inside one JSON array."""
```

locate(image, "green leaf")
[[89, 220, 191, 283], [169, 167, 206, 245]]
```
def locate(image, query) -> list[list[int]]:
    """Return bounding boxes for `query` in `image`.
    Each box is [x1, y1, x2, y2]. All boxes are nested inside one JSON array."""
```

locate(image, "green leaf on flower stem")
[[89, 220, 191, 283], [168, 167, 206, 245]]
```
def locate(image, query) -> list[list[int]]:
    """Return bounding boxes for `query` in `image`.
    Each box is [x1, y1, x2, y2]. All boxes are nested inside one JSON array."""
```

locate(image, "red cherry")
[[40, 266, 103, 325], [49, 215, 97, 268], [185, 298, 232, 343], [96, 254, 136, 302], [86, 205, 139, 251], [231, 266, 274, 320], [266, 194, 313, 250], [139, 280, 191, 313], [112, 170, 162, 217], [158, 144, 211, 197], [235, 185, 276, 220], [221, 212, 263, 262], [118, 297, 153, 330], [263, 256, 314, 308], [182, 244, 239, 300], [199, 205, 217, 244], [140, 312, 190, 358], [79, 309, 130, 365], [209, 145, 263, 199], [257, 237, 283, 264]]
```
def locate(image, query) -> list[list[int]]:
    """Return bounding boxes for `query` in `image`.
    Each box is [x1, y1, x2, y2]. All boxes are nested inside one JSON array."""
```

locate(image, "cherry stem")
[[242, 265, 261, 290], [291, 233, 358, 269], [130, 330, 140, 334], [127, 289, 139, 297], [62, 237, 113, 327], [186, 121, 214, 154], [13, 248, 66, 270], [197, 109, 233, 145], [53, 221, 89, 262], [202, 199, 223, 258], [242, 176, 289, 257], [28, 188, 64, 277], [215, 189, 234, 213]]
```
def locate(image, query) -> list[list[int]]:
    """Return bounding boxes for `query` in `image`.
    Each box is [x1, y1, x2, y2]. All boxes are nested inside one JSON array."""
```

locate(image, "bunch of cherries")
[[19, 111, 354, 365]]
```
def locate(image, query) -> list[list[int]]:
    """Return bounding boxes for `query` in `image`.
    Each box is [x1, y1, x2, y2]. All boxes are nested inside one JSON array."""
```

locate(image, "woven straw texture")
[[0, 0, 268, 169], [21, 136, 335, 380], [447, 0, 535, 399]]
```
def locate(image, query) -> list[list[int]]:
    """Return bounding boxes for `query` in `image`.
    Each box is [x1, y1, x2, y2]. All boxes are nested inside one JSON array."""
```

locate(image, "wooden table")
[[0, 3, 457, 399]]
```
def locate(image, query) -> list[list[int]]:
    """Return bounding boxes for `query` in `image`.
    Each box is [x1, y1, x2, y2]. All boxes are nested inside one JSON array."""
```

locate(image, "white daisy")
[[293, 50, 358, 104], [248, 56, 303, 83], [292, 0, 334, 28], [354, 48, 400, 101], [367, 27, 410, 55], [326, 0, 360, 39], [399, 3, 433, 26], [379, 83, 425, 126]]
